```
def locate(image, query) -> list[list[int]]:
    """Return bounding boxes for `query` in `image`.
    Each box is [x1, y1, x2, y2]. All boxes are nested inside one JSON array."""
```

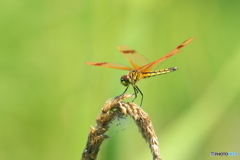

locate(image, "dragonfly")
[[86, 38, 194, 106]]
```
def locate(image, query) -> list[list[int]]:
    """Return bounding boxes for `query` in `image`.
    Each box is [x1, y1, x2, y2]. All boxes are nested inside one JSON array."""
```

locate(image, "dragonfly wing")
[[140, 37, 194, 71], [118, 45, 149, 69], [86, 62, 133, 71]]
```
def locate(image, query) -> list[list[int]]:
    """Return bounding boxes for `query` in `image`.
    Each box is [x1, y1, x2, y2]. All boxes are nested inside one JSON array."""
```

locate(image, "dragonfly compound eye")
[[120, 75, 130, 86]]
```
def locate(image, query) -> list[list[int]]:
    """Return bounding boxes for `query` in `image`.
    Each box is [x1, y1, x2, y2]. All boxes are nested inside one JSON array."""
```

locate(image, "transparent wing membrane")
[[118, 45, 149, 69], [140, 37, 194, 71]]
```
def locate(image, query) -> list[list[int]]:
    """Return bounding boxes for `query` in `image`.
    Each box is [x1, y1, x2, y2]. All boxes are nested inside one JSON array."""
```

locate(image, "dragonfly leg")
[[122, 85, 129, 95], [135, 85, 143, 106], [132, 85, 139, 102], [122, 85, 143, 106]]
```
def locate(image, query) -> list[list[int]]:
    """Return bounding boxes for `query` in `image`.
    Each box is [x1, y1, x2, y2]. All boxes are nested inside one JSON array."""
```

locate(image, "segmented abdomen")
[[142, 67, 178, 78]]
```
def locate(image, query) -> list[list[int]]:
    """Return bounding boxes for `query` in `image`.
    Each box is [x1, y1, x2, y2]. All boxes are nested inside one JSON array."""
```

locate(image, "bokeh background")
[[0, 0, 240, 160]]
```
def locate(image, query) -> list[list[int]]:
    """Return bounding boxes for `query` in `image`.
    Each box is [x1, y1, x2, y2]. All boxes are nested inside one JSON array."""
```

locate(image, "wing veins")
[[86, 62, 132, 71]]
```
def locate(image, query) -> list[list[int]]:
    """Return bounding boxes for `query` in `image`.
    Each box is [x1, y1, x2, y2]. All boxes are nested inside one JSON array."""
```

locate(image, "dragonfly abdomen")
[[142, 67, 178, 78]]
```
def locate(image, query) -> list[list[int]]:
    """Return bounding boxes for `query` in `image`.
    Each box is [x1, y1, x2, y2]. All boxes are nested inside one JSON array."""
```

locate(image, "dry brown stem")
[[81, 94, 162, 160]]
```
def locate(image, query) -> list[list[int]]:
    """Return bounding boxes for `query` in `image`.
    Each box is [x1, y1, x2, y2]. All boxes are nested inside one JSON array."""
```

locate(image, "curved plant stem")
[[81, 94, 162, 160]]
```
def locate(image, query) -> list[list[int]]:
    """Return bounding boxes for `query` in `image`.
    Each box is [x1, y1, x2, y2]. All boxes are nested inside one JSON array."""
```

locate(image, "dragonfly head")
[[120, 75, 131, 86]]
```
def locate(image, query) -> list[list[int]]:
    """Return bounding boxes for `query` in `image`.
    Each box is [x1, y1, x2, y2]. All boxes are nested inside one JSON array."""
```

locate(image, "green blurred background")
[[0, 0, 239, 160]]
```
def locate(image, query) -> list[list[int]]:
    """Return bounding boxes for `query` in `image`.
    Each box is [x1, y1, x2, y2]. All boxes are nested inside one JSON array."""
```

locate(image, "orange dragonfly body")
[[86, 38, 194, 106]]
